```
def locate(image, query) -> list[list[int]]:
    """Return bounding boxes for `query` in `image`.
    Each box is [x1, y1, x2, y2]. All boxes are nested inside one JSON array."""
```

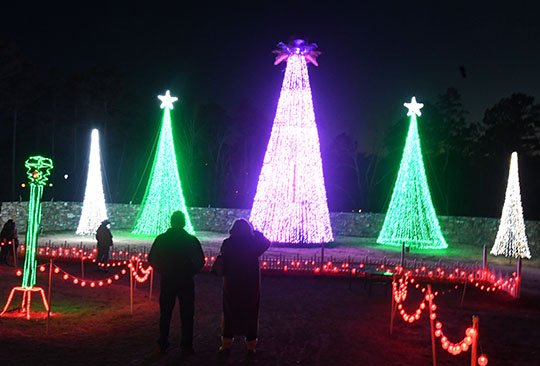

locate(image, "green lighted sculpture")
[[22, 156, 54, 288], [377, 97, 447, 250], [1, 156, 53, 319], [132, 90, 194, 236]]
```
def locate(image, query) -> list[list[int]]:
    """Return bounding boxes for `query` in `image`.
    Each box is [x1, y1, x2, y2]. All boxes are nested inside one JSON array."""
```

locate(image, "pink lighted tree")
[[250, 40, 334, 244]]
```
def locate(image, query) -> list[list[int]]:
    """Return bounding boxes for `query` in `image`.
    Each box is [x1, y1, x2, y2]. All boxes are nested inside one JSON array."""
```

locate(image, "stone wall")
[[1, 201, 538, 256]]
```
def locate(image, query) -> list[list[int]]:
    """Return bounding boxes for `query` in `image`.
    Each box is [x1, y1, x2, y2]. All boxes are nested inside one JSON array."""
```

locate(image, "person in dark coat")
[[218, 219, 270, 355], [0, 219, 18, 266], [95, 219, 113, 268], [148, 211, 205, 354]]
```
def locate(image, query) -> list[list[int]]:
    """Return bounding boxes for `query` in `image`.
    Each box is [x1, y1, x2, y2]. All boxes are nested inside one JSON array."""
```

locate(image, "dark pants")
[[0, 244, 8, 264], [97, 245, 110, 263], [159, 279, 195, 350]]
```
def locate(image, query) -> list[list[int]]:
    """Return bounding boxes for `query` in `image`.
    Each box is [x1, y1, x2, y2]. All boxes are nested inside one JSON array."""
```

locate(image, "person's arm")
[[191, 237, 205, 273], [253, 231, 271, 256], [148, 238, 161, 271]]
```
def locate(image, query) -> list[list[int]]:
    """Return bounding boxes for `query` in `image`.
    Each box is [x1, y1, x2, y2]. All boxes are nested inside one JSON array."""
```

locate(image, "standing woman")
[[219, 219, 270, 355], [0, 219, 18, 266]]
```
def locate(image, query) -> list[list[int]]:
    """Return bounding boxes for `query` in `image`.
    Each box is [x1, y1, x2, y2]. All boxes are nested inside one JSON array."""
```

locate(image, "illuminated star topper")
[[404, 96, 424, 117], [158, 90, 178, 110]]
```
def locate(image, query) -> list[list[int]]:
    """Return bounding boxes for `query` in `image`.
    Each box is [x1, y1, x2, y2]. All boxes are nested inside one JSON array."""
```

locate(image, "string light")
[[76, 129, 108, 235], [377, 97, 447, 250], [250, 42, 333, 244], [132, 90, 194, 236], [491, 152, 531, 259]]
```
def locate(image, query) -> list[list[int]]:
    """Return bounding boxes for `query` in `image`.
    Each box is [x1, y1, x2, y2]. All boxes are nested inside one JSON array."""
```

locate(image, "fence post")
[[81, 256, 85, 280], [389, 274, 396, 334], [130, 260, 134, 315], [470, 315, 479, 366], [149, 268, 154, 302], [47, 258, 53, 335], [516, 257, 522, 299], [11, 240, 18, 268], [427, 285, 437, 366]]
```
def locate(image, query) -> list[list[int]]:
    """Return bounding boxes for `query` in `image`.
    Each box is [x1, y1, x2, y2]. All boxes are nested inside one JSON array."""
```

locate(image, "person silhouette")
[[148, 211, 205, 355]]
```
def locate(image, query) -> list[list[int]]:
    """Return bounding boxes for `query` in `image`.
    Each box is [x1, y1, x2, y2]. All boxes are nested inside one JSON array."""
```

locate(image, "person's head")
[[229, 219, 253, 237], [170, 211, 186, 229]]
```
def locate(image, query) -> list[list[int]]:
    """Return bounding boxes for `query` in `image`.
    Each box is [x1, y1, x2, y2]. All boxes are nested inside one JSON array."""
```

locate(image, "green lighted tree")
[[377, 97, 448, 250], [132, 90, 194, 236]]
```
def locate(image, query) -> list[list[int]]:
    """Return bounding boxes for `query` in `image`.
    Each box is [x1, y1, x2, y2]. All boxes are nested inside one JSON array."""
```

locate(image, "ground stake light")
[[250, 39, 333, 244], [1, 156, 53, 319]]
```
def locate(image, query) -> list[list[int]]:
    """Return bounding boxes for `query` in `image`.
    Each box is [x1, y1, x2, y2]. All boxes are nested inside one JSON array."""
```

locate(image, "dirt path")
[[1, 263, 539, 365]]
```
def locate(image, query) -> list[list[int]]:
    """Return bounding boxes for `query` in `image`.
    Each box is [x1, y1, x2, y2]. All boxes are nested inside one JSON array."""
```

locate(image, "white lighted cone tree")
[[491, 152, 531, 259], [76, 129, 108, 235], [250, 40, 333, 244]]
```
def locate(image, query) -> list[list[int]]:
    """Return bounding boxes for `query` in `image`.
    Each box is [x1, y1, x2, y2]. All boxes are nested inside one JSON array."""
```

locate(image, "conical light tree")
[[250, 40, 333, 244], [377, 97, 448, 250], [491, 152, 531, 258], [76, 129, 108, 235], [132, 90, 194, 236]]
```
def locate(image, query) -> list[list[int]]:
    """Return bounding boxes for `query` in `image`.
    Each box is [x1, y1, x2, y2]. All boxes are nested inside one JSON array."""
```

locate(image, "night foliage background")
[[1, 1, 539, 219]]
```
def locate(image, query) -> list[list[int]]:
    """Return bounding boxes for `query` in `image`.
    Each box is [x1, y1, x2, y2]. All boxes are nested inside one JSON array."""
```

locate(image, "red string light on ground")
[[52, 264, 126, 288], [128, 258, 152, 283]]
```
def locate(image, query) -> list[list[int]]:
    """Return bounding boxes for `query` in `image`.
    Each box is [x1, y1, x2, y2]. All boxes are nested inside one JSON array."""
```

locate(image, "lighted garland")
[[128, 258, 153, 283], [392, 272, 490, 363], [46, 264, 127, 288]]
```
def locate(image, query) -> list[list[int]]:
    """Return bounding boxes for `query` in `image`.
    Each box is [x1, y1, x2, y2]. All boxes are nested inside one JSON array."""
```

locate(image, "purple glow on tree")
[[250, 41, 333, 244]]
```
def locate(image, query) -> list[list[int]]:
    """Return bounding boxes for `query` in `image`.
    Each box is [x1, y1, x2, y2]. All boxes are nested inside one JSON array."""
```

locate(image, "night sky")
[[3, 1, 539, 152]]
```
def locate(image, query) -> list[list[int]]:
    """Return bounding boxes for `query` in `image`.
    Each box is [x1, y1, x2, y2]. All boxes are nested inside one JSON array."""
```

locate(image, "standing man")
[[148, 211, 205, 355], [96, 219, 113, 269]]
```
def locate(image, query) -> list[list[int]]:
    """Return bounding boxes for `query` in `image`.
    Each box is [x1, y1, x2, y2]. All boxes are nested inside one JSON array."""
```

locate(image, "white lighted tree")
[[76, 129, 108, 235], [491, 152, 531, 259]]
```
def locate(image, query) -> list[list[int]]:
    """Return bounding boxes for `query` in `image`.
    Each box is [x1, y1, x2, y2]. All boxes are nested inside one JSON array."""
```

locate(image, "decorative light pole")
[[1, 156, 53, 319]]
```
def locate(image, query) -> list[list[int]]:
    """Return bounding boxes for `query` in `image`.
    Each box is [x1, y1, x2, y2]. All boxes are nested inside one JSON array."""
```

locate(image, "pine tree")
[[76, 129, 108, 235], [377, 97, 448, 250], [132, 90, 194, 236], [491, 152, 531, 258], [250, 40, 333, 244]]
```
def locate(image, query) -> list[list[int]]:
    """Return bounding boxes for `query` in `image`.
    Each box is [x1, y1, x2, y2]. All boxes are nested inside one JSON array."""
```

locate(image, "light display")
[[1, 156, 53, 319], [490, 152, 531, 259], [76, 129, 108, 235], [132, 90, 194, 236], [377, 97, 448, 250], [22, 156, 54, 288], [250, 40, 333, 244]]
